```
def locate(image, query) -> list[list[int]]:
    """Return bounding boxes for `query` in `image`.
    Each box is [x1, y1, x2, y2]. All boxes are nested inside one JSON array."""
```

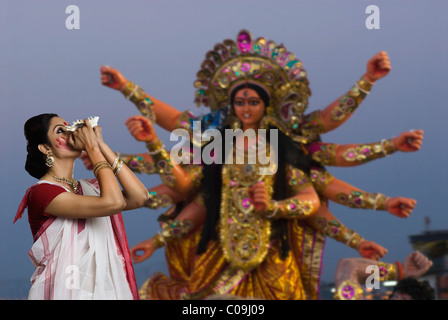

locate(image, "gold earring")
[[45, 151, 55, 168]]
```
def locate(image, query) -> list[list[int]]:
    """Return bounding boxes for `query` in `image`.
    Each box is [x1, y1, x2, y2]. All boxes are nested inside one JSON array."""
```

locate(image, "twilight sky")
[[1, 0, 447, 298]]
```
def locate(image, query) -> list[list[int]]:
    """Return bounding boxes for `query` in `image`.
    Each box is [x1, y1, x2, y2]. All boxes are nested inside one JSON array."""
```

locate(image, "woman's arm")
[[97, 139, 149, 211], [45, 122, 126, 218]]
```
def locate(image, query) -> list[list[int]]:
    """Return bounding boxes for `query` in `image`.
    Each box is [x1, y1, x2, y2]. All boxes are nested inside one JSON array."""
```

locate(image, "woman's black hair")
[[197, 85, 320, 259], [24, 113, 58, 179]]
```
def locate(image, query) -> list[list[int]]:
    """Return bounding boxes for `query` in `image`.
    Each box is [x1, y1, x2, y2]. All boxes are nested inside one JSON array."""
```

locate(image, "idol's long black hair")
[[196, 83, 320, 259]]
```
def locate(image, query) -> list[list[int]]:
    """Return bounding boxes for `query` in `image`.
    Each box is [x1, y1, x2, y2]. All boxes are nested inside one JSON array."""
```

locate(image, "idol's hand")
[[386, 197, 416, 218], [357, 240, 388, 261], [393, 130, 424, 152], [364, 51, 391, 83], [249, 181, 270, 213], [130, 238, 157, 264], [125, 115, 158, 142], [100, 65, 127, 90], [403, 251, 433, 278]]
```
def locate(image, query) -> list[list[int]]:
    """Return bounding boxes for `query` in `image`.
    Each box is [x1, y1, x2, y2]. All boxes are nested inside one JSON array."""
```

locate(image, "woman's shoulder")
[[28, 181, 70, 204]]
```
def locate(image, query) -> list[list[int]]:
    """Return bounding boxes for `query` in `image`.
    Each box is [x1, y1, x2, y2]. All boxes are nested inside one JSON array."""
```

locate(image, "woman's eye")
[[57, 128, 65, 134]]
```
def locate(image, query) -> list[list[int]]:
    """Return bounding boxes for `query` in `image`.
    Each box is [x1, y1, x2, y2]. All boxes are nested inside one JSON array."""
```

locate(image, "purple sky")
[[1, 0, 447, 298]]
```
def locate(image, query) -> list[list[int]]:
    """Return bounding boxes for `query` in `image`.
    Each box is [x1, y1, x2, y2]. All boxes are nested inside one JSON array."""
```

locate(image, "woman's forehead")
[[51, 116, 66, 124]]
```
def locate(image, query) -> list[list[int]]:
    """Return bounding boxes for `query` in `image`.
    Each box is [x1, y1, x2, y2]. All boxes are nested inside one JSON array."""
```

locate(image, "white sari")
[[15, 179, 138, 300]]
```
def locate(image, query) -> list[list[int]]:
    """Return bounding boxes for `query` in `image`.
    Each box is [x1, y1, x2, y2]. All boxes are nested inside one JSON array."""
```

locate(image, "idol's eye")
[[234, 100, 245, 107], [248, 99, 261, 106]]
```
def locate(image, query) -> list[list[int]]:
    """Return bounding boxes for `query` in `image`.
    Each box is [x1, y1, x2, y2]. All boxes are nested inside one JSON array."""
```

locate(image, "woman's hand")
[[67, 119, 100, 152], [125, 115, 158, 142], [386, 197, 416, 218], [100, 65, 127, 91], [393, 130, 424, 152], [131, 238, 157, 263], [357, 240, 388, 261], [364, 51, 391, 83]]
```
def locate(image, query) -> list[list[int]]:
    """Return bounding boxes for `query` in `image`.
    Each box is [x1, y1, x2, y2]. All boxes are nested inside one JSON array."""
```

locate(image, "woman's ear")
[[38, 144, 50, 155]]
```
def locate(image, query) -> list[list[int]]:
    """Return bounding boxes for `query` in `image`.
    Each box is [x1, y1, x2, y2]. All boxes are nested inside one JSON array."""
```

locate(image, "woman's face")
[[45, 116, 81, 157], [233, 88, 265, 130]]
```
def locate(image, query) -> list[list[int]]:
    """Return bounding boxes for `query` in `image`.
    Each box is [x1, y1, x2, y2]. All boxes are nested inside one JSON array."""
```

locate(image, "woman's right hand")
[[131, 238, 157, 263], [125, 115, 158, 142], [68, 119, 100, 152], [100, 65, 127, 91]]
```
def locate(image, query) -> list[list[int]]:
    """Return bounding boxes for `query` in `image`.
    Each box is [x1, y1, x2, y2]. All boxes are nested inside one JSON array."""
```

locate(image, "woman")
[[14, 113, 149, 300]]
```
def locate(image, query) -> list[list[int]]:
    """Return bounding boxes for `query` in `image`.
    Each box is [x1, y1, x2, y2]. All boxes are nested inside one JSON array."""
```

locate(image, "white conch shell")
[[65, 116, 99, 132]]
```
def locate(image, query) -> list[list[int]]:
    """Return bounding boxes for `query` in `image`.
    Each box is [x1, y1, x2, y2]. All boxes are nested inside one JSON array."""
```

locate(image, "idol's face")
[[233, 88, 265, 130]]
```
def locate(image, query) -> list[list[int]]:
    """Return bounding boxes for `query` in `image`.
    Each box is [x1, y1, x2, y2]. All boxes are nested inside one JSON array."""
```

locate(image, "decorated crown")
[[193, 30, 311, 136]]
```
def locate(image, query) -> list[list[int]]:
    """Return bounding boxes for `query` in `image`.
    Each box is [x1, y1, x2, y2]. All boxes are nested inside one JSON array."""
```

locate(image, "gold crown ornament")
[[193, 30, 311, 142]]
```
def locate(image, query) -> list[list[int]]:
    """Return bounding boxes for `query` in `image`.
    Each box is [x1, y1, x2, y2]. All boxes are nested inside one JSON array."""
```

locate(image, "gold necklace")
[[48, 172, 79, 193]]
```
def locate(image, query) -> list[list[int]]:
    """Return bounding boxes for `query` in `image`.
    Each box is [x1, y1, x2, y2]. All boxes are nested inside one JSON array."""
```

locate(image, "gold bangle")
[[146, 139, 164, 155], [111, 156, 120, 171], [377, 262, 398, 281], [113, 159, 124, 176], [93, 161, 112, 177], [121, 80, 156, 122], [331, 75, 373, 122], [152, 233, 166, 249], [315, 218, 364, 249], [357, 76, 374, 93], [336, 191, 388, 211]]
